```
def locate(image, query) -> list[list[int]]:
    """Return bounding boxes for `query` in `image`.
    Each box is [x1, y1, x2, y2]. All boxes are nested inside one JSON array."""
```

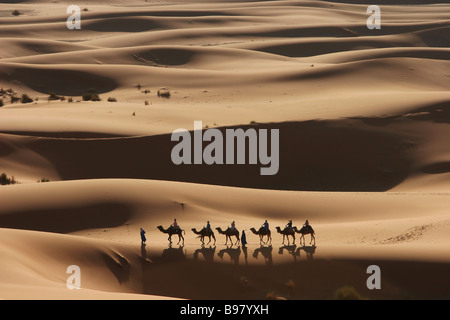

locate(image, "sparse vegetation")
[[82, 88, 100, 101], [38, 178, 50, 183], [265, 291, 287, 300], [1, 88, 34, 105], [0, 173, 18, 185], [48, 91, 64, 101], [107, 97, 117, 102], [10, 95, 20, 104], [144, 100, 149, 106], [11, 9, 21, 16], [21, 94, 33, 104], [157, 88, 171, 98], [284, 279, 295, 291], [334, 286, 364, 300]]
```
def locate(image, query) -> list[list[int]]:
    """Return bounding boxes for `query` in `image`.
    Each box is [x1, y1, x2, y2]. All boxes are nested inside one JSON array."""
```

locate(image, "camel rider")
[[286, 220, 293, 231], [263, 220, 269, 231], [172, 219, 180, 230], [231, 221, 236, 231], [206, 221, 211, 231], [303, 219, 312, 232]]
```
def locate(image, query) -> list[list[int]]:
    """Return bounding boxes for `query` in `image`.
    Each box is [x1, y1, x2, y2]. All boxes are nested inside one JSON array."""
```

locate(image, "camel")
[[294, 225, 316, 246], [215, 227, 240, 245], [191, 227, 216, 245], [250, 227, 272, 245], [275, 226, 296, 245], [157, 225, 185, 245]]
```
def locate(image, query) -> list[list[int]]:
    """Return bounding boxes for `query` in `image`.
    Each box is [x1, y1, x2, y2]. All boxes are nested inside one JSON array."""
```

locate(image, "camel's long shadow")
[[278, 244, 298, 261], [252, 245, 273, 265], [193, 245, 216, 263], [160, 244, 186, 262], [278, 244, 317, 261], [217, 245, 241, 265], [296, 245, 317, 260]]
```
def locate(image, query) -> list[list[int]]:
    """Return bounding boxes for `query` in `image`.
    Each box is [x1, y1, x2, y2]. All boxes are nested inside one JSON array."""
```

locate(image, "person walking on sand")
[[241, 230, 247, 247], [140, 227, 146, 244]]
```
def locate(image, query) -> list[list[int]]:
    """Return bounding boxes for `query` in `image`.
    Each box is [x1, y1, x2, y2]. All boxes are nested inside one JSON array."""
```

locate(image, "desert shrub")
[[144, 100, 149, 105], [38, 178, 50, 183], [82, 93, 100, 101], [10, 95, 19, 103], [334, 286, 364, 300], [157, 89, 171, 98], [48, 91, 63, 101], [83, 88, 100, 101], [107, 97, 117, 102], [0, 173, 17, 185], [21, 94, 33, 104], [11, 10, 21, 16], [68, 97, 73, 103]]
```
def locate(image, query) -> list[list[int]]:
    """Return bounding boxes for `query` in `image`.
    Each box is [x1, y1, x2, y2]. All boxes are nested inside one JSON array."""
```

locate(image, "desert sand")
[[0, 0, 450, 300]]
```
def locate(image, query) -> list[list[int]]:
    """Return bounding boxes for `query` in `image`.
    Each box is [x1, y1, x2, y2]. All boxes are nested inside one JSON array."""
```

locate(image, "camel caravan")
[[149, 219, 315, 247]]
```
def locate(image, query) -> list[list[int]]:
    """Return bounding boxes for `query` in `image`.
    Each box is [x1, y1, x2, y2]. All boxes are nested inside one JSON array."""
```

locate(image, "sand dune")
[[1, 179, 450, 299], [1, 0, 450, 300]]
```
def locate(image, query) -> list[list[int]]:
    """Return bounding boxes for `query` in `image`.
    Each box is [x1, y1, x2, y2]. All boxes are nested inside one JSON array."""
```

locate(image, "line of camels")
[[156, 223, 315, 246]]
